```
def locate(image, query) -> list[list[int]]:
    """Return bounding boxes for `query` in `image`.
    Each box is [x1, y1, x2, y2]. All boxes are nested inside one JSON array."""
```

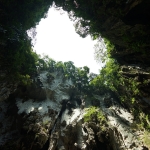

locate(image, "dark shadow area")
[[123, 1, 150, 25]]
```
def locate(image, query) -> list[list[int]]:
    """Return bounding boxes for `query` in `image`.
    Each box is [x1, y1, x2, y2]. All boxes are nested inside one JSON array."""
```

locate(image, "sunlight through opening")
[[29, 6, 104, 74]]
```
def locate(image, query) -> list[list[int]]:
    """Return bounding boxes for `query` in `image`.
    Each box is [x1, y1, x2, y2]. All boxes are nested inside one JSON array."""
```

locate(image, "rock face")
[[70, 0, 150, 66], [0, 71, 149, 150], [0, 80, 18, 102], [95, 94, 145, 150]]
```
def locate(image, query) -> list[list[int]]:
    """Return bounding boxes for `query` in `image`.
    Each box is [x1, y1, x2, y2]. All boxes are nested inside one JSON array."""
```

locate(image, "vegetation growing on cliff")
[[0, 0, 53, 78], [84, 106, 108, 132], [84, 107, 106, 123]]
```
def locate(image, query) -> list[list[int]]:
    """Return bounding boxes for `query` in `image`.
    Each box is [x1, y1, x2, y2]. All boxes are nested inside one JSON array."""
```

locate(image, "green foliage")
[[138, 113, 150, 131], [84, 106, 106, 123], [90, 58, 120, 93], [19, 74, 31, 86], [131, 112, 150, 148], [33, 55, 91, 93], [104, 38, 115, 56], [143, 131, 150, 149], [0, 0, 54, 81]]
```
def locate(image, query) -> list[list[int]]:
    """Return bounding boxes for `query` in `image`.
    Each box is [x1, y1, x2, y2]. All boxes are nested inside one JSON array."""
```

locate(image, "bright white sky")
[[32, 7, 102, 74]]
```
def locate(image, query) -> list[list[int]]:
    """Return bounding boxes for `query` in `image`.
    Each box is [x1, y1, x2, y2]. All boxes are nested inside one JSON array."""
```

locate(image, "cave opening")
[[29, 6, 102, 74]]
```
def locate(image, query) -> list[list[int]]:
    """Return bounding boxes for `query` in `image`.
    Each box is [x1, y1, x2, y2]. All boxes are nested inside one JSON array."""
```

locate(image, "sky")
[[32, 6, 103, 74]]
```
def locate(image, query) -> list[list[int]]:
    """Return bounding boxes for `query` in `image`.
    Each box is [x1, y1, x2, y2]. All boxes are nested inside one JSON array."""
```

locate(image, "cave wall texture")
[[0, 0, 150, 150]]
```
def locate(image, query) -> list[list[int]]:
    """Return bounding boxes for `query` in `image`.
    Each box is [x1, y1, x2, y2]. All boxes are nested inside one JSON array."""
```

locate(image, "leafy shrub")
[[84, 106, 106, 123]]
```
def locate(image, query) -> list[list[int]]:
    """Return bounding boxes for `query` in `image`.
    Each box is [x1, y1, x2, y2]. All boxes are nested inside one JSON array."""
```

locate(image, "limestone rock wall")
[[0, 71, 149, 150]]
